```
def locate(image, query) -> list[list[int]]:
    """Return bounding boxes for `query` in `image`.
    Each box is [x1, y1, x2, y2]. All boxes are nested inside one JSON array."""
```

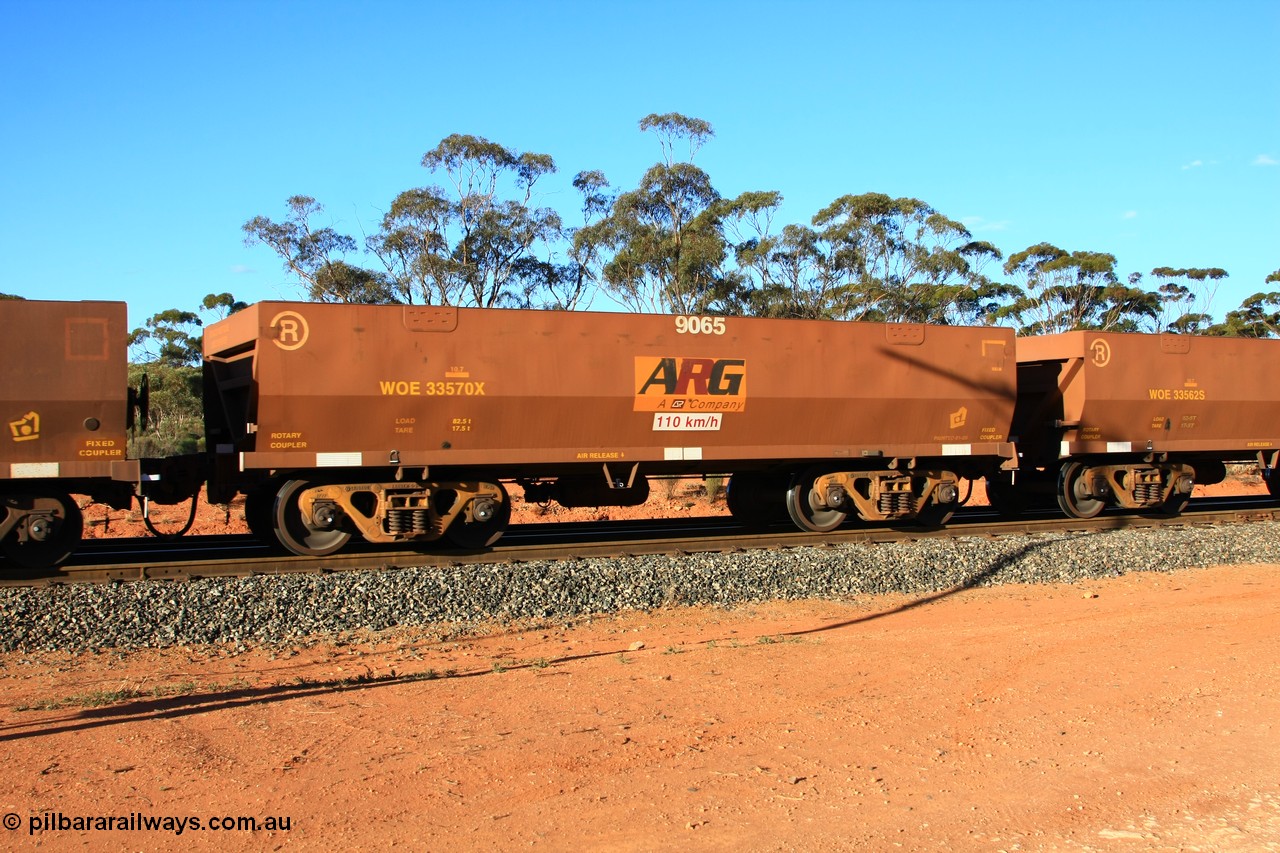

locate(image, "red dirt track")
[[2, 565, 1278, 850], [1, 477, 1277, 849]]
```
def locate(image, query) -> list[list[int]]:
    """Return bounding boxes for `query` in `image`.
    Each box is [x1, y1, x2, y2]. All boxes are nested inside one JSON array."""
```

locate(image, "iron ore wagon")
[[202, 302, 1017, 555], [1, 300, 139, 567], [988, 331, 1280, 517]]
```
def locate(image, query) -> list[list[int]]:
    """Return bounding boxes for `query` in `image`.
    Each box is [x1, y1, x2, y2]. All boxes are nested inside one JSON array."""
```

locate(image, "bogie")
[[0, 490, 83, 569]]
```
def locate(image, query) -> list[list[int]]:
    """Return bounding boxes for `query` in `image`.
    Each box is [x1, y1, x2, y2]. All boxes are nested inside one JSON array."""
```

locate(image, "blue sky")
[[2, 0, 1276, 331]]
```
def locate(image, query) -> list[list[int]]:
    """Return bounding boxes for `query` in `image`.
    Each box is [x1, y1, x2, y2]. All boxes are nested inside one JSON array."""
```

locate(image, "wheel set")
[[254, 478, 513, 557]]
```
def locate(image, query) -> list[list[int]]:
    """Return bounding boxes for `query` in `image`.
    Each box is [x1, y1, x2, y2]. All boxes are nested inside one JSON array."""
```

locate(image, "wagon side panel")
[[1, 300, 131, 481], [217, 304, 1015, 474]]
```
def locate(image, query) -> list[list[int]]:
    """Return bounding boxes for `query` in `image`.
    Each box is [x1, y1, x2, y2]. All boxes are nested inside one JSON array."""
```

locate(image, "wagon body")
[[996, 331, 1280, 518], [1, 300, 134, 484], [1014, 331, 1280, 465], [201, 303, 1018, 550], [203, 302, 1017, 477], [1, 300, 136, 568]]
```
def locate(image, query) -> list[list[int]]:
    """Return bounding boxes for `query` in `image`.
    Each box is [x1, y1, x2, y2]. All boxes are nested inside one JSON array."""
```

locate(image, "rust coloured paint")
[[1, 300, 133, 481], [203, 302, 1018, 477], [1014, 331, 1280, 463]]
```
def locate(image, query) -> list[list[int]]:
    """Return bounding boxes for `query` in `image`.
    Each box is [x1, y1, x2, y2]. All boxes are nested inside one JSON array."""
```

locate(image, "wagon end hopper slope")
[[1013, 331, 1280, 517], [204, 303, 1017, 474], [1, 300, 137, 568]]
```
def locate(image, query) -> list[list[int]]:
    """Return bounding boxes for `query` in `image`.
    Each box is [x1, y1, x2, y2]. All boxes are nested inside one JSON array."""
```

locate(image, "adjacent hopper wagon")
[[990, 331, 1280, 517], [0, 300, 139, 566]]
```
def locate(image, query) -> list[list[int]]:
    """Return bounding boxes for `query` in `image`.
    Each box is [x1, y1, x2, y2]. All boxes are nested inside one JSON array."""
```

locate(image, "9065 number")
[[675, 315, 726, 335]]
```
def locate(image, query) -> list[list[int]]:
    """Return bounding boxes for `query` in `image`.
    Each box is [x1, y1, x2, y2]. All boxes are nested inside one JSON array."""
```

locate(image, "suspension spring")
[[1134, 482, 1163, 504], [877, 491, 915, 517]]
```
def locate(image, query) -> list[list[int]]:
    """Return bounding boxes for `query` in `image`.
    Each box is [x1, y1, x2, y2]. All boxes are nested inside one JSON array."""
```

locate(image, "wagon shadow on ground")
[[782, 537, 1056, 638], [1, 539, 1056, 743]]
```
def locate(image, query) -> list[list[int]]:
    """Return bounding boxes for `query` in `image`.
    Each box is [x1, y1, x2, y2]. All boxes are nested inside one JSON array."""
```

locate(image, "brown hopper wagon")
[[990, 331, 1280, 517], [202, 302, 1017, 556], [0, 300, 140, 567]]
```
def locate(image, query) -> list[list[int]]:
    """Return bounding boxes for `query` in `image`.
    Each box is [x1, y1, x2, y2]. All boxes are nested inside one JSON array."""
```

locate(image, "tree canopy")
[[237, 115, 1273, 337], [128, 293, 248, 367], [368, 134, 567, 308], [243, 196, 398, 304]]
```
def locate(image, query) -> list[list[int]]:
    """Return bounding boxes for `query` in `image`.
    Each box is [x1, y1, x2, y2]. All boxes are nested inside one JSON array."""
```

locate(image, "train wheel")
[[785, 476, 847, 533], [273, 479, 351, 557], [726, 473, 787, 527], [1057, 463, 1106, 519], [445, 485, 511, 549], [1, 491, 84, 569], [1268, 469, 1280, 500], [1157, 471, 1195, 516]]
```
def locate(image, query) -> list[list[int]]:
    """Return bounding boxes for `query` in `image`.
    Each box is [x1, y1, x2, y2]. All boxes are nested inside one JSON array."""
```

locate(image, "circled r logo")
[[270, 311, 309, 351], [1089, 338, 1111, 367]]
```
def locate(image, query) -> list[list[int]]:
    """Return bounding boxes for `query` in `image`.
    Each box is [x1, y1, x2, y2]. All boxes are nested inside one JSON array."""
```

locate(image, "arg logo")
[[634, 357, 746, 412]]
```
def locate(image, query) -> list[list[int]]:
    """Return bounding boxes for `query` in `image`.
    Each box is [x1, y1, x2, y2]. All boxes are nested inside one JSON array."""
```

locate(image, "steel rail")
[[3, 496, 1278, 588]]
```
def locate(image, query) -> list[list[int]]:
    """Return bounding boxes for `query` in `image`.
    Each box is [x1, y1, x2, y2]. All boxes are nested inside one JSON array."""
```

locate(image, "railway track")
[[4, 495, 1279, 588]]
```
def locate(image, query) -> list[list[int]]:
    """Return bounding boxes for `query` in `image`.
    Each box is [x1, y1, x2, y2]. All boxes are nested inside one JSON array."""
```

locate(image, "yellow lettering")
[[379, 380, 421, 396], [1148, 387, 1207, 401], [380, 379, 485, 396]]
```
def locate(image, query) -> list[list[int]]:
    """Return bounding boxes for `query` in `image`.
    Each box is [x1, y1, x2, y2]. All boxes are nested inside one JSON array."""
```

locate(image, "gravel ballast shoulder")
[[3, 522, 1279, 652]]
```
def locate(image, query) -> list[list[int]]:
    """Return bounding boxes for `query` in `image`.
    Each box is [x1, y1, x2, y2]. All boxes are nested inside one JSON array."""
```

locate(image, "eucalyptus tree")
[[794, 193, 1009, 324], [577, 114, 782, 315], [731, 221, 854, 319], [127, 308, 204, 367], [201, 292, 249, 319], [639, 112, 714, 166], [128, 293, 250, 367], [1212, 292, 1280, 337], [994, 243, 1158, 333], [1207, 270, 1280, 337], [1148, 266, 1228, 333], [243, 196, 397, 303], [368, 134, 568, 308], [536, 169, 613, 310], [126, 295, 249, 457]]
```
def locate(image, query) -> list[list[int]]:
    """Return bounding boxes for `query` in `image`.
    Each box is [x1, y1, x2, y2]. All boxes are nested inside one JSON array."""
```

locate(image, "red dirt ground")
[[1, 474, 1275, 849], [2, 564, 1278, 850]]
